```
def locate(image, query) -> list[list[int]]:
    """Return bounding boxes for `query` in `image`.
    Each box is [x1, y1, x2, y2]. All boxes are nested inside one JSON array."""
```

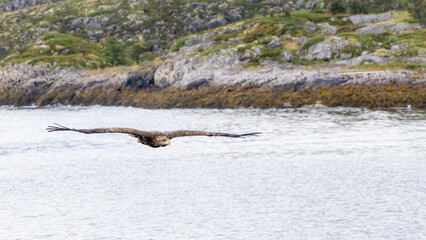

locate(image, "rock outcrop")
[[345, 12, 393, 25], [153, 53, 416, 90], [0, 64, 155, 92], [356, 23, 421, 34], [303, 37, 359, 61]]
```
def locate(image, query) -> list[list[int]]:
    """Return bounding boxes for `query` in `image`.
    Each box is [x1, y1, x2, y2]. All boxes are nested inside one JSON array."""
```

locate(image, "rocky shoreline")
[[1, 63, 425, 109]]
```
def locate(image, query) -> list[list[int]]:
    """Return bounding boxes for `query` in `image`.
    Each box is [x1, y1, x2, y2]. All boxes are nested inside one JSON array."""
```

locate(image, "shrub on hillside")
[[408, 0, 425, 27], [129, 42, 146, 64], [101, 37, 129, 66], [329, 1, 346, 14]]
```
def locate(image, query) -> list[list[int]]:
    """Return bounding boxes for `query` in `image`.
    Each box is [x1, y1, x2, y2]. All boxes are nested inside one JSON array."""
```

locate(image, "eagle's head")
[[151, 136, 171, 148]]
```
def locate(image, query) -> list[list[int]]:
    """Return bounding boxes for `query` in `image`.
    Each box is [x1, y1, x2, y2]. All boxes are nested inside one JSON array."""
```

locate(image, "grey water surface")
[[0, 106, 425, 239]]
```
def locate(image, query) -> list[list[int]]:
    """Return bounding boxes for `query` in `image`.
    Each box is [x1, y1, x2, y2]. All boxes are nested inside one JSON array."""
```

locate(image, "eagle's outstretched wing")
[[46, 123, 160, 138], [166, 130, 260, 139]]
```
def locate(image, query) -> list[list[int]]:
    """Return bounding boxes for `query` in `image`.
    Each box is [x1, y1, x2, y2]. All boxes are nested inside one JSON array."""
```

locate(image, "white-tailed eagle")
[[46, 123, 260, 148]]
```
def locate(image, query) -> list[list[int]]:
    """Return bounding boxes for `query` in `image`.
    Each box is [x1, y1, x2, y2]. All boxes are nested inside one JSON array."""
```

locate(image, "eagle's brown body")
[[46, 123, 260, 148]]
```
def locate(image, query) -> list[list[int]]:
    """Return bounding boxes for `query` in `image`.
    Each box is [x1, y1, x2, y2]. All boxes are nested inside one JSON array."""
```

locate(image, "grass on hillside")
[[4, 32, 104, 68]]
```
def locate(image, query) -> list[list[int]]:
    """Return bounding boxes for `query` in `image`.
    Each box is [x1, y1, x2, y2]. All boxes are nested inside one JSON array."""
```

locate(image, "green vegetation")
[[101, 37, 129, 66], [327, 0, 414, 14], [4, 32, 104, 68], [330, 1, 346, 14], [129, 43, 146, 64], [348, 1, 368, 14], [0, 48, 9, 59], [215, 29, 244, 42], [260, 47, 284, 60], [2, 32, 142, 68], [407, 0, 425, 27], [291, 12, 331, 23], [243, 23, 280, 43], [172, 36, 189, 52], [339, 29, 426, 57], [281, 21, 309, 36]]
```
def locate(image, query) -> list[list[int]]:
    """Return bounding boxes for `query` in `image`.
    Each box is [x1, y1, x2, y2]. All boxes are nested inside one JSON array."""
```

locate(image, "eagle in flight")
[[46, 123, 260, 148]]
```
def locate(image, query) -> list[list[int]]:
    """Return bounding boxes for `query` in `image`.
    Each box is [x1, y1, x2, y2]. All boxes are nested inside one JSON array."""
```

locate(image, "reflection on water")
[[0, 106, 425, 239]]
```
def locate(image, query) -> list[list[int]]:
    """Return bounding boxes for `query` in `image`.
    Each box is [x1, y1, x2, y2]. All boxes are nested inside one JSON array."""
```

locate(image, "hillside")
[[0, 0, 421, 68]]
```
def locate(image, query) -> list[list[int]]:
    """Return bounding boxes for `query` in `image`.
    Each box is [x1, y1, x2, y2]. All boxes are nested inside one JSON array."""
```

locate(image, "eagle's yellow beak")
[[137, 139, 140, 143], [166, 139, 170, 146]]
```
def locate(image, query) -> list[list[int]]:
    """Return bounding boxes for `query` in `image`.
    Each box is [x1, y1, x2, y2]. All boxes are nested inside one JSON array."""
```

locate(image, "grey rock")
[[347, 12, 393, 25], [356, 23, 421, 34], [255, 47, 263, 55], [304, 22, 317, 33], [332, 54, 387, 67], [387, 23, 421, 32], [356, 24, 386, 34], [227, 7, 243, 22], [339, 52, 352, 60], [87, 30, 105, 40], [296, 36, 309, 45], [0, 64, 156, 94], [304, 54, 314, 61], [187, 17, 202, 33], [267, 37, 283, 48], [281, 34, 292, 41], [70, 16, 110, 30], [180, 32, 218, 52], [154, 53, 243, 89], [124, 66, 156, 88], [391, 44, 408, 51], [237, 51, 255, 59], [185, 32, 217, 46], [260, 60, 276, 66], [317, 23, 337, 35], [404, 57, 426, 64], [280, 51, 294, 62], [305, 37, 351, 61]]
